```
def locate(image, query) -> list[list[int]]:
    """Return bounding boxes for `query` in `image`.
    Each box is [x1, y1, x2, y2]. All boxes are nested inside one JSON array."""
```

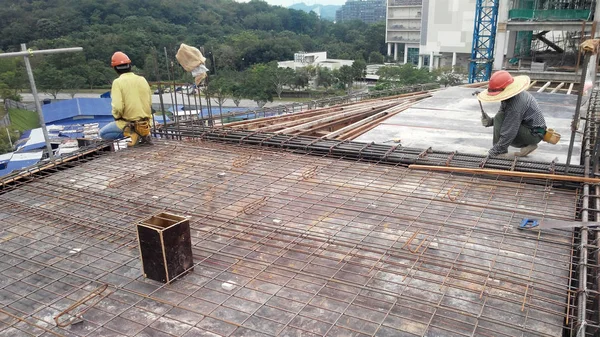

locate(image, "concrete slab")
[[355, 87, 583, 164]]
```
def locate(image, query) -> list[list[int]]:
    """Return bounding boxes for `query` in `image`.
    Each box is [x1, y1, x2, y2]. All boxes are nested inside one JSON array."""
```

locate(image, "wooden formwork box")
[[136, 212, 194, 283]]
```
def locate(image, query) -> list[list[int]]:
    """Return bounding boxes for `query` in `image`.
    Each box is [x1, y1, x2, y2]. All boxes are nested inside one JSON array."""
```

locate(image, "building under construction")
[[1, 47, 600, 337]]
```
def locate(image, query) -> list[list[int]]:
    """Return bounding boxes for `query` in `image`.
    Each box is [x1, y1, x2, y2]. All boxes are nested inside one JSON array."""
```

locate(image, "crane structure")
[[469, 0, 499, 83]]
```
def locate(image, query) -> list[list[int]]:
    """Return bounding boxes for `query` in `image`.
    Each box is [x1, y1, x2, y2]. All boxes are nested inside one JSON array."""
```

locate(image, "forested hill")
[[0, 0, 385, 73]]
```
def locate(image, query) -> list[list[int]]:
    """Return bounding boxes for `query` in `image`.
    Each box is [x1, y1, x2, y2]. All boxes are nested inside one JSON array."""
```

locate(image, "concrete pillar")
[[418, 55, 423, 69], [506, 30, 517, 59], [387, 43, 392, 56], [429, 51, 434, 71], [436, 55, 441, 69], [493, 0, 510, 70], [394, 43, 398, 61], [404, 44, 408, 64], [451, 52, 457, 72]]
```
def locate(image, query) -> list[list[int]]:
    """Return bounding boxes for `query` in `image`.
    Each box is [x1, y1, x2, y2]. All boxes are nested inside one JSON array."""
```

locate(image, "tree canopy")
[[0, 0, 388, 93]]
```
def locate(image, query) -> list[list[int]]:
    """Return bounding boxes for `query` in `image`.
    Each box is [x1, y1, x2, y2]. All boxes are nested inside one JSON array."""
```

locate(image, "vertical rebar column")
[[566, 52, 592, 172], [152, 48, 169, 140]]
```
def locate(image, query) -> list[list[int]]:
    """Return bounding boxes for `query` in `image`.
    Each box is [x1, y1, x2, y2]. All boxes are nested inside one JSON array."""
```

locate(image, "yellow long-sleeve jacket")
[[110, 72, 152, 129]]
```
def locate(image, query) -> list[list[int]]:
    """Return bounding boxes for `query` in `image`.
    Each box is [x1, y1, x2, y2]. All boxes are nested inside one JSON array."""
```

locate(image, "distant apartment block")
[[386, 0, 475, 71], [336, 0, 387, 24], [419, 0, 477, 72], [385, 0, 422, 65]]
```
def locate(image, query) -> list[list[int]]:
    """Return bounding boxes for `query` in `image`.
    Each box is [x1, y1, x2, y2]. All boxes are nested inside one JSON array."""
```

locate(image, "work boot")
[[515, 144, 538, 157], [140, 135, 154, 145]]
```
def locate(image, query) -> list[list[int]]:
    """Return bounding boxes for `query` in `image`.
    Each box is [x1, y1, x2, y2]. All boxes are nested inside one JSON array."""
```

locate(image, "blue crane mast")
[[469, 0, 500, 83]]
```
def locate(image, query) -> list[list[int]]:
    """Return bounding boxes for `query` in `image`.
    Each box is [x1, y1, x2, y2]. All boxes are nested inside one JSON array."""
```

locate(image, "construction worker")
[[99, 51, 153, 146], [478, 71, 546, 159]]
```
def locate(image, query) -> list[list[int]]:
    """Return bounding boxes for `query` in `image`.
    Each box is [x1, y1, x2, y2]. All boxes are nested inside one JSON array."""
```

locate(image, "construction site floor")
[[355, 87, 583, 164], [0, 140, 580, 336]]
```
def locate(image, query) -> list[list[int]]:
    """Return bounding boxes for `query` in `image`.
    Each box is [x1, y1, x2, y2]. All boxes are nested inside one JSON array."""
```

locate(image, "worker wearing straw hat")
[[477, 71, 546, 159]]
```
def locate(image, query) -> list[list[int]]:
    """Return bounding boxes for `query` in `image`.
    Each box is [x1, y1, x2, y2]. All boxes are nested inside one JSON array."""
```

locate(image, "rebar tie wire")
[[54, 283, 110, 328]]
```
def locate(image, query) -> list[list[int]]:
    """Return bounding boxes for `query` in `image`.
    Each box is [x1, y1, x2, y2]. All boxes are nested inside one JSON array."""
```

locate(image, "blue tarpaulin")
[[0, 151, 44, 177], [42, 98, 113, 126]]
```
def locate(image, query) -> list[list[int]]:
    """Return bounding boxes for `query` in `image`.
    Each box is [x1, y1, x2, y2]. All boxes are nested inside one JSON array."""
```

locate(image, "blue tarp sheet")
[[0, 151, 43, 177], [42, 98, 112, 124]]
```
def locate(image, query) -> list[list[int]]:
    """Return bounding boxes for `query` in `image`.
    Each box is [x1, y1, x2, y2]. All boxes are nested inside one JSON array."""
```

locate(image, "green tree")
[[334, 65, 354, 92], [242, 64, 275, 107], [351, 59, 367, 80], [376, 64, 435, 90], [316, 67, 334, 90], [267, 63, 294, 99], [205, 73, 233, 113], [292, 68, 310, 90], [35, 65, 65, 99], [64, 74, 87, 98], [368, 51, 384, 64]]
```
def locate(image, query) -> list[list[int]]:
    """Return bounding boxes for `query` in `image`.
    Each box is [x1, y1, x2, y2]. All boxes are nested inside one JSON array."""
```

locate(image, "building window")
[[407, 47, 419, 65], [423, 55, 430, 67]]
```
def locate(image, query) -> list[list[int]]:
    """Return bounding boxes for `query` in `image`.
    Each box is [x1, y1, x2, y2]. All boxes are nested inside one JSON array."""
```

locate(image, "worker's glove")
[[481, 116, 493, 127]]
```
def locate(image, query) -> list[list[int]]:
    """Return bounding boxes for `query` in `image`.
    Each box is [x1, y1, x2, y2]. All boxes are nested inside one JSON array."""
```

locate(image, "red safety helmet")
[[487, 71, 514, 96], [111, 52, 131, 67]]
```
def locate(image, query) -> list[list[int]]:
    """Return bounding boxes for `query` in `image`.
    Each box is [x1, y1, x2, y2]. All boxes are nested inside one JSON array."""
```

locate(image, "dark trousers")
[[493, 111, 542, 148]]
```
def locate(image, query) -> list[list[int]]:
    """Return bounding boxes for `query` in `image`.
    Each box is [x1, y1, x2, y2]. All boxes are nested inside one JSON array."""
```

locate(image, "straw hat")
[[477, 71, 530, 102]]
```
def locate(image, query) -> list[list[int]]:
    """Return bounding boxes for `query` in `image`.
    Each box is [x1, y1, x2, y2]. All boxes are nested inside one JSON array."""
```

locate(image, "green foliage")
[[0, 126, 19, 155], [242, 64, 275, 107], [351, 59, 367, 80], [266, 62, 295, 99], [435, 66, 467, 87], [206, 72, 235, 107], [8, 108, 39, 132], [333, 65, 354, 92], [316, 67, 335, 90], [368, 51, 384, 64], [375, 64, 436, 90], [0, 0, 386, 90]]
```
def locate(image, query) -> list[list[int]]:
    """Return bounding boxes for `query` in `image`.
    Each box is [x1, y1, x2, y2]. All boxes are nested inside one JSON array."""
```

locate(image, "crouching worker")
[[99, 51, 153, 146], [478, 71, 547, 159]]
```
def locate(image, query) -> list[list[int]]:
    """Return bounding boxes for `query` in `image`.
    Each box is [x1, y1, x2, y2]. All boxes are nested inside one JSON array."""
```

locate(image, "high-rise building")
[[418, 0, 477, 71], [336, 0, 387, 24], [385, 0, 423, 65]]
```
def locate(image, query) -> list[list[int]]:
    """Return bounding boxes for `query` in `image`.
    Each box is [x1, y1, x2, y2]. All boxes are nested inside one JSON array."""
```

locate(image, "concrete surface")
[[355, 87, 583, 164]]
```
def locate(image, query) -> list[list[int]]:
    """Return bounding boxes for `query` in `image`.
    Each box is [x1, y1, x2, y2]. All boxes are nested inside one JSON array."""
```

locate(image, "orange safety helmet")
[[111, 52, 131, 67], [487, 70, 514, 96]]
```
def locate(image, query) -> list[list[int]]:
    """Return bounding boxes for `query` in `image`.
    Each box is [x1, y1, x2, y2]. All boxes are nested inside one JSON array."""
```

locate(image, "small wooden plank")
[[408, 164, 600, 183], [527, 80, 538, 90], [567, 83, 574, 95], [537, 81, 552, 93], [550, 82, 565, 93]]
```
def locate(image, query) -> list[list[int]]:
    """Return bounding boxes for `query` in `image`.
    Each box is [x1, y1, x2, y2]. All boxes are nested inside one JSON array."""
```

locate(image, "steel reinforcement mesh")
[[0, 140, 581, 337]]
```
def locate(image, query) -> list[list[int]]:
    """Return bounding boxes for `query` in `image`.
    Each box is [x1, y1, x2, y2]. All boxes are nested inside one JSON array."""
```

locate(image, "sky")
[[234, 0, 347, 7]]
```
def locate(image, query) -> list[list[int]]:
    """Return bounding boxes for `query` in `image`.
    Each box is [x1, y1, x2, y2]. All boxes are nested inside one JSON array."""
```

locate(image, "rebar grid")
[[0, 140, 582, 337]]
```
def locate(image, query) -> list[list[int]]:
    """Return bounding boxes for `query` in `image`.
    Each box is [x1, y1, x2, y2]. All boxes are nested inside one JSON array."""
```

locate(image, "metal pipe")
[[0, 47, 82, 58], [21, 43, 55, 160], [566, 52, 592, 172]]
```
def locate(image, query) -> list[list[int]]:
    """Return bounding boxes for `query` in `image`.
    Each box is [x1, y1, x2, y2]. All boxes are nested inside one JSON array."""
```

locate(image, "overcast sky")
[[235, 0, 347, 7]]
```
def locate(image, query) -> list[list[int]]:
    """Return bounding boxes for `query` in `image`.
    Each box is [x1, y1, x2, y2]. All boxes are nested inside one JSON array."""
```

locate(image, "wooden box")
[[136, 212, 194, 283]]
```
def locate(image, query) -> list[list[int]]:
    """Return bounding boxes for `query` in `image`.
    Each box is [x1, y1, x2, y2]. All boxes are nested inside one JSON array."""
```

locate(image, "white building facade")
[[385, 0, 423, 65], [278, 52, 354, 71], [418, 0, 477, 71]]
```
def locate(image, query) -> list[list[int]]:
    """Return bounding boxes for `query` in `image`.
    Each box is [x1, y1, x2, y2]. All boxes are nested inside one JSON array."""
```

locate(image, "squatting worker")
[[99, 51, 153, 146], [478, 71, 546, 159]]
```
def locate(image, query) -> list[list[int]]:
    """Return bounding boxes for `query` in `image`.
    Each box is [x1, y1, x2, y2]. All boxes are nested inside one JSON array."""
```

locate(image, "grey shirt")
[[489, 91, 546, 156]]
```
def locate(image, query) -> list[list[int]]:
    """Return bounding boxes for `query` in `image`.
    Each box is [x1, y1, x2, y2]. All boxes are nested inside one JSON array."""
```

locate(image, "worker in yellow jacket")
[[99, 51, 153, 146]]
